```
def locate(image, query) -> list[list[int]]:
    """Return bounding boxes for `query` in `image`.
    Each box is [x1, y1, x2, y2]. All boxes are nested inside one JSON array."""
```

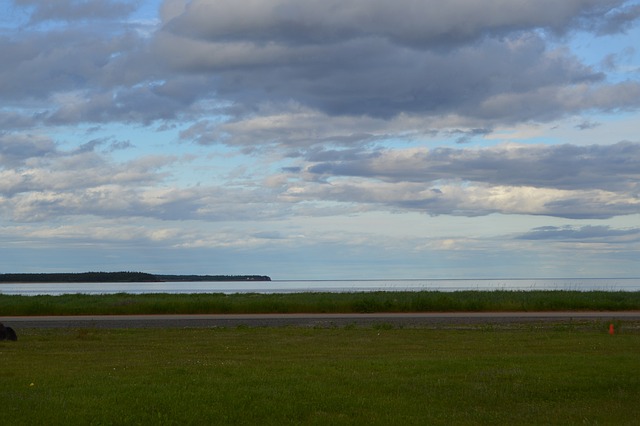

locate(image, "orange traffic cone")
[[609, 324, 615, 335]]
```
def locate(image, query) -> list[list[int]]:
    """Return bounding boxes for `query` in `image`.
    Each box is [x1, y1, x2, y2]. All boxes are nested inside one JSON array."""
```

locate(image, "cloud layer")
[[2, 0, 640, 276], [2, 0, 640, 221], [3, 0, 640, 133], [155, 1, 640, 125]]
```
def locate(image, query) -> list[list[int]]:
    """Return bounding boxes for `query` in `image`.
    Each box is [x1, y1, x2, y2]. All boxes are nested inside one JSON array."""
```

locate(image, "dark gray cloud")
[[152, 0, 640, 126], [106, 139, 134, 152], [305, 147, 383, 163], [0, 133, 56, 166], [1, 2, 200, 129], [0, 30, 216, 128], [532, 196, 640, 219], [517, 225, 640, 241], [157, 29, 609, 121], [595, 3, 640, 34], [0, 28, 144, 101], [162, 0, 622, 47], [575, 120, 601, 130], [14, 0, 139, 23], [46, 82, 192, 125], [3, 0, 640, 139], [304, 141, 640, 192]]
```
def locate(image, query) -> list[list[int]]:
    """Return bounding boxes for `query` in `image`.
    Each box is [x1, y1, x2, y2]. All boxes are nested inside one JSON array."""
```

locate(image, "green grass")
[[2, 290, 640, 316], [1, 324, 640, 425]]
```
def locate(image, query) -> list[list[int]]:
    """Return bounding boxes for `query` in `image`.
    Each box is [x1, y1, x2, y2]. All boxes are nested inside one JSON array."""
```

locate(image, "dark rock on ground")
[[0, 323, 17, 341]]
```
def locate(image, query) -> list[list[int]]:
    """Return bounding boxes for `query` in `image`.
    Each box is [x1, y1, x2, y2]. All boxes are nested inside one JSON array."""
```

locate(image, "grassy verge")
[[1, 290, 640, 315], [1, 325, 639, 425]]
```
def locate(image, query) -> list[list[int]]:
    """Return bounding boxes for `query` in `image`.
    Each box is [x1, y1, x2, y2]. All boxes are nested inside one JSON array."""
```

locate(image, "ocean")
[[1, 278, 639, 296]]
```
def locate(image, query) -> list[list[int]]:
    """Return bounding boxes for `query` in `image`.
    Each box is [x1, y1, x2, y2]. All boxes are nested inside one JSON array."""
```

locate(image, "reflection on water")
[[1, 278, 640, 296]]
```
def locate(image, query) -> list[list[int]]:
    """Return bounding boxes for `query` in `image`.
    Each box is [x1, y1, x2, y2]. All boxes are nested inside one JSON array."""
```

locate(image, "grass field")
[[2, 290, 640, 315], [2, 324, 640, 425]]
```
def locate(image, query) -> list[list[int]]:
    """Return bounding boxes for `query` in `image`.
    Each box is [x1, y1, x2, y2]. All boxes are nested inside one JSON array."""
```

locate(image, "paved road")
[[3, 311, 640, 328]]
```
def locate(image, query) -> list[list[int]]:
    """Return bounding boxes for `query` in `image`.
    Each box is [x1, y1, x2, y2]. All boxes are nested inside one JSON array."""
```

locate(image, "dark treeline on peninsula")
[[0, 272, 159, 283], [0, 272, 271, 283]]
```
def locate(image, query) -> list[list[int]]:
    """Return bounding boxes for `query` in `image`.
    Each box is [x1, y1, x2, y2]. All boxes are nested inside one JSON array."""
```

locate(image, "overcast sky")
[[2, 0, 640, 279]]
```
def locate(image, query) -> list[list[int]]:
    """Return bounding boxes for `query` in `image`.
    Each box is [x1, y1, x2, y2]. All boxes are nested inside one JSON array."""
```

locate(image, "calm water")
[[1, 278, 640, 295]]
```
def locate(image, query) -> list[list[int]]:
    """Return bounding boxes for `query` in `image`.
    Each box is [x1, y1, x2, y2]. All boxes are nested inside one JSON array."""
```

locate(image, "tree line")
[[0, 272, 271, 283]]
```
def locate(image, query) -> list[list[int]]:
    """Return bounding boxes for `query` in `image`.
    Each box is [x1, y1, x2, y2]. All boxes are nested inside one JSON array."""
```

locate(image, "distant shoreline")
[[0, 272, 271, 283]]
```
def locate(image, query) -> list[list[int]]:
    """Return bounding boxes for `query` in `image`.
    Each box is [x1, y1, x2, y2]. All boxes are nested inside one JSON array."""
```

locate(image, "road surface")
[[3, 312, 640, 328]]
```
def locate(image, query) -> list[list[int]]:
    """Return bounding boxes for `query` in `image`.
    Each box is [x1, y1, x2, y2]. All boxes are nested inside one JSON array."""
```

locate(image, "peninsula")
[[0, 272, 271, 283]]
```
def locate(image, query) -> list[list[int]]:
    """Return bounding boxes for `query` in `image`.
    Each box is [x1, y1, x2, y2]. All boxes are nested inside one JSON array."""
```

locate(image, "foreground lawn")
[[1, 324, 639, 425]]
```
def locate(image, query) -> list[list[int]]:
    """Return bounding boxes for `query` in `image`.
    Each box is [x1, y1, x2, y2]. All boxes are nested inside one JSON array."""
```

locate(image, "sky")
[[1, 0, 640, 279]]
